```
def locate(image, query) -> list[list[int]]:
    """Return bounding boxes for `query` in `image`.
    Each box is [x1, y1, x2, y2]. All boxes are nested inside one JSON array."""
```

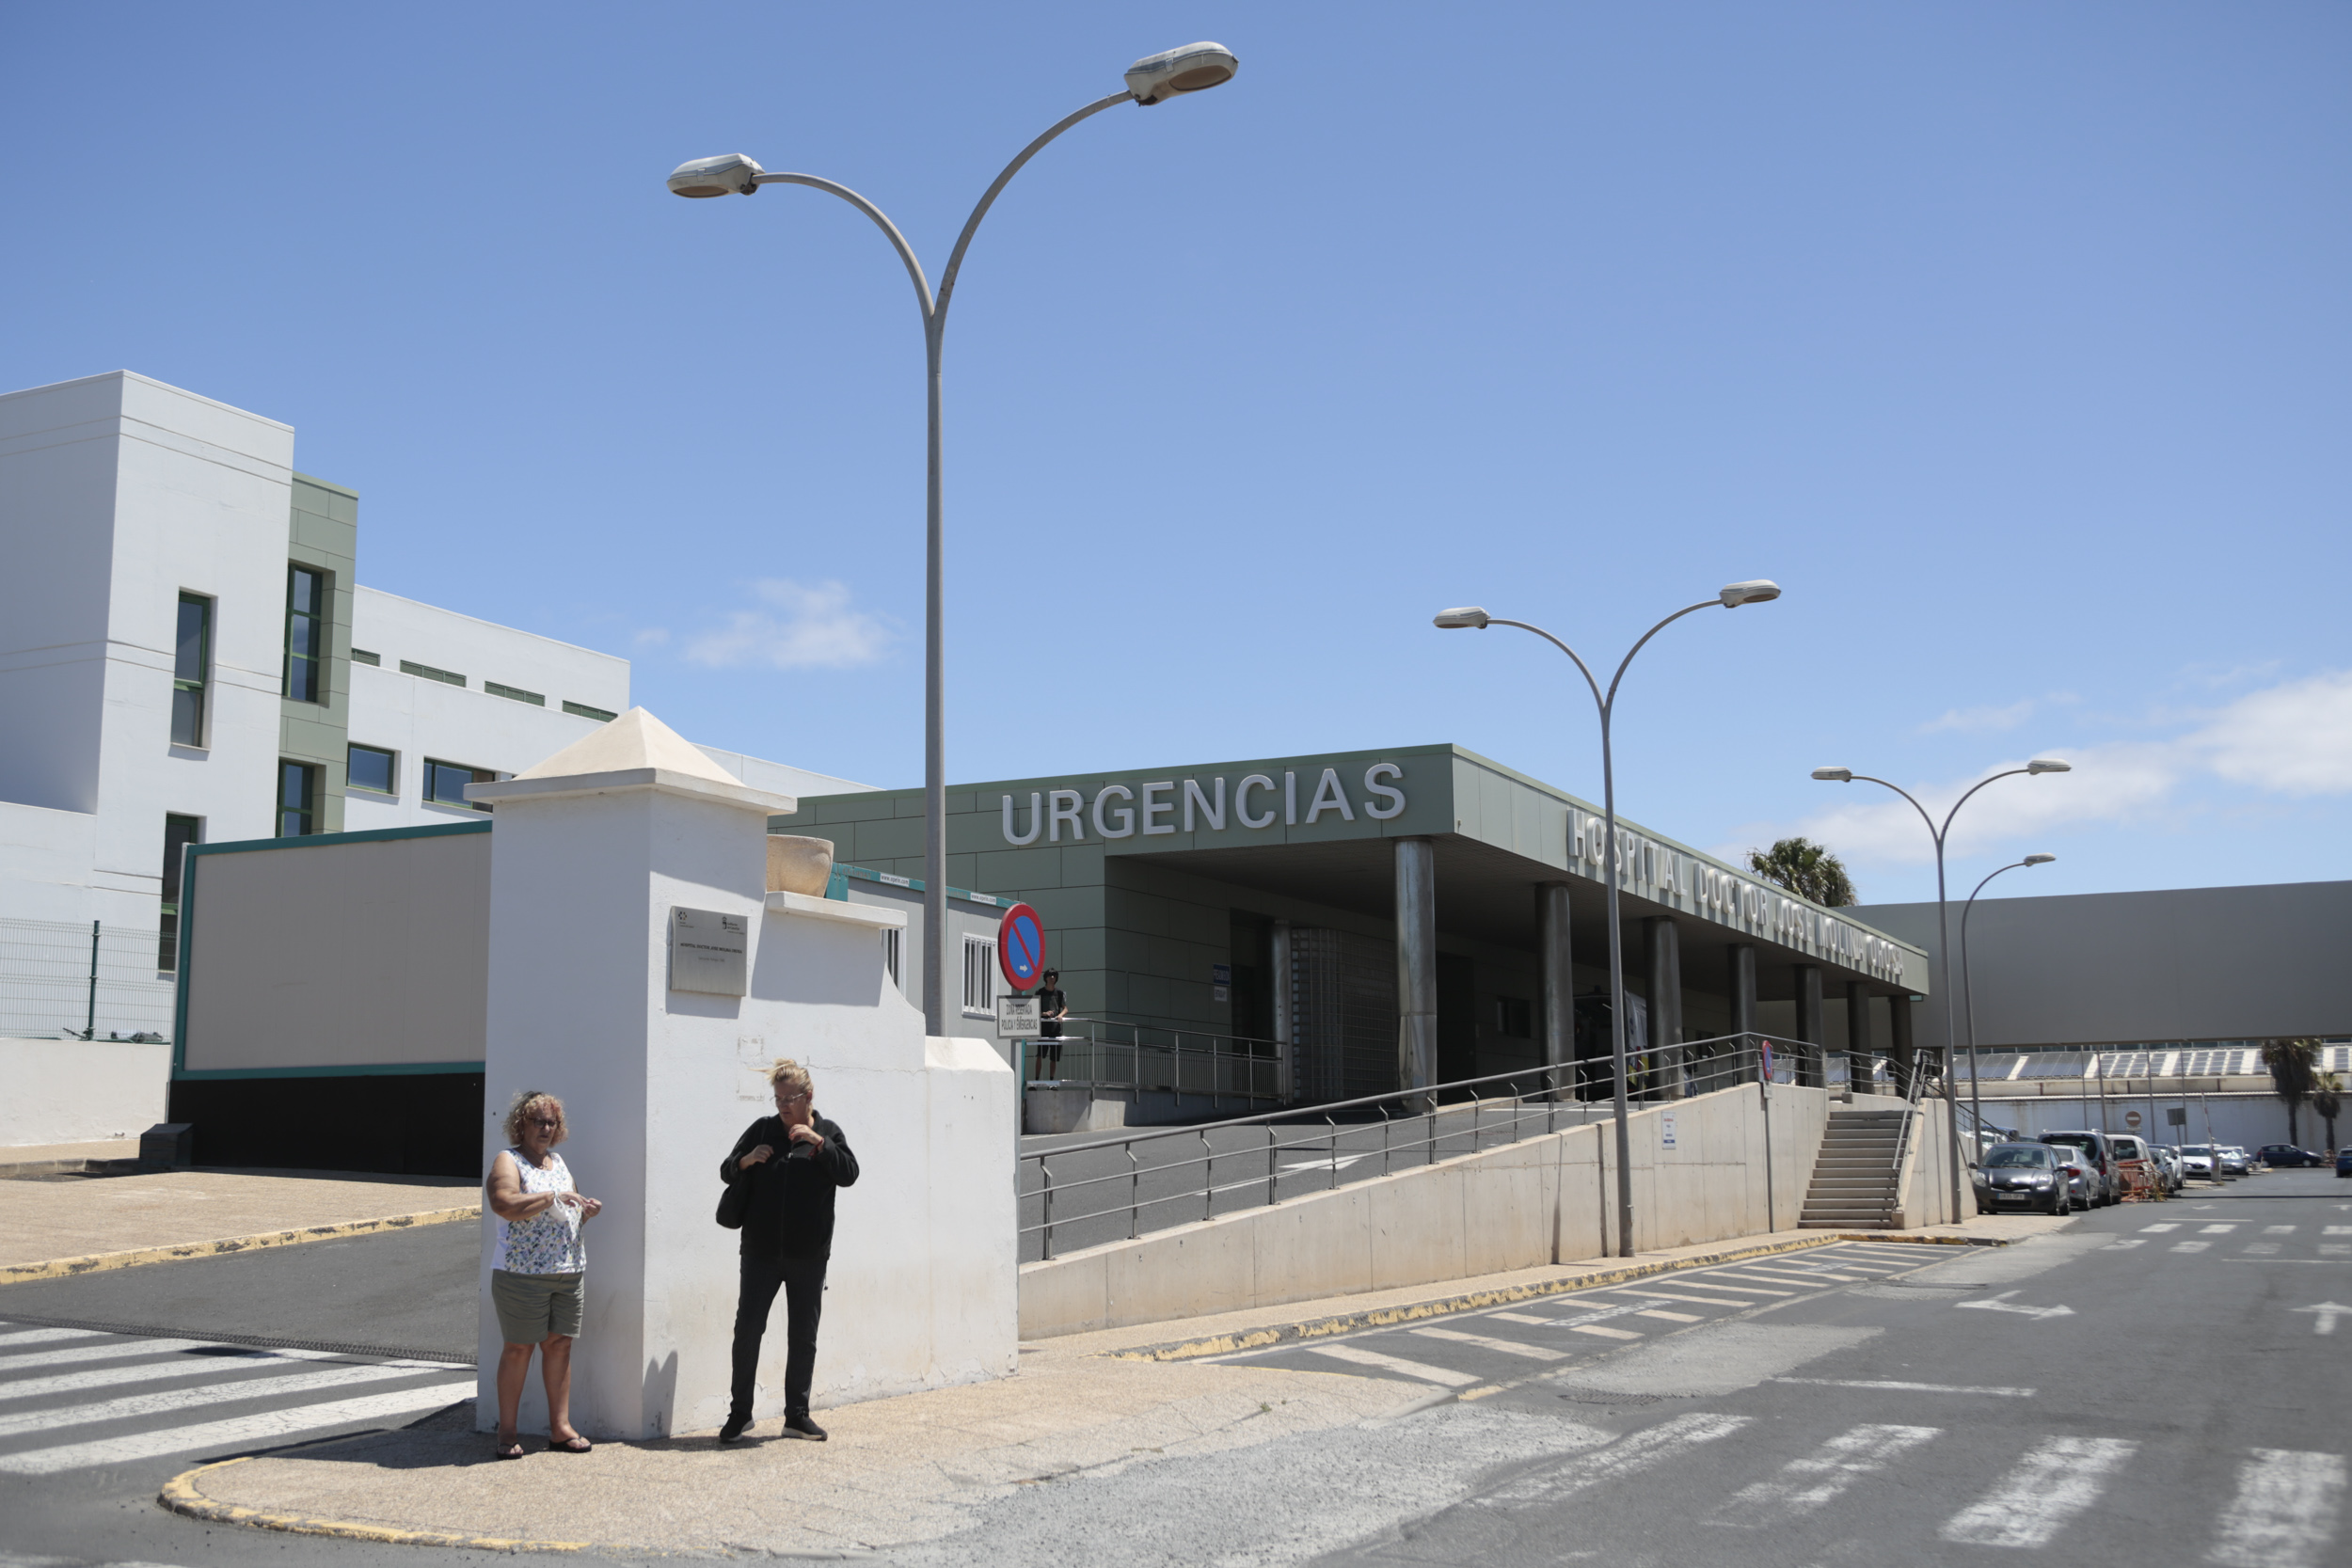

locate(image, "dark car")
[[2260, 1144, 2328, 1168], [2337, 1148, 2352, 1179], [1975, 1143, 2074, 1215], [2040, 1131, 2119, 1206]]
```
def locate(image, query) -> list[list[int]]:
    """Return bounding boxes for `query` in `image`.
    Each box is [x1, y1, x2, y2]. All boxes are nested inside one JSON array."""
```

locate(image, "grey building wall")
[[1850, 880, 2352, 1051], [280, 474, 356, 833]]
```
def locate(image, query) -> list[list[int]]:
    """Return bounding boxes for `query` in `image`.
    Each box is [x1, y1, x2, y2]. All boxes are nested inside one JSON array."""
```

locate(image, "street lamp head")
[[1719, 579, 1782, 608], [1811, 768, 1853, 783], [667, 153, 766, 198], [2027, 757, 2072, 774], [1432, 607, 1490, 630], [2024, 853, 2057, 865], [1125, 41, 1239, 104]]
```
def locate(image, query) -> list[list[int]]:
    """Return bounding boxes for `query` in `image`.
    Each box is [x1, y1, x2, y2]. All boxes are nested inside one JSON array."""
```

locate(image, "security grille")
[[1287, 927, 1395, 1103]]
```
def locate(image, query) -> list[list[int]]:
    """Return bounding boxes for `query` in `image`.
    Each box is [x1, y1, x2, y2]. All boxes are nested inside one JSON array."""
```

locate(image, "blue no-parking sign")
[[997, 903, 1045, 990]]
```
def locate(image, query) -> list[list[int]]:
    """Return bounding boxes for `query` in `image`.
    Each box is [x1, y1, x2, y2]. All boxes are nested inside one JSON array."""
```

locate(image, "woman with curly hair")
[[486, 1089, 602, 1458]]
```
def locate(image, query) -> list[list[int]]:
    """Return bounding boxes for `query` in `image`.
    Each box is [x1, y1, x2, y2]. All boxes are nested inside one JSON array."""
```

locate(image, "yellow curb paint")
[[161, 1455, 597, 1554], [1, 1206, 481, 1283]]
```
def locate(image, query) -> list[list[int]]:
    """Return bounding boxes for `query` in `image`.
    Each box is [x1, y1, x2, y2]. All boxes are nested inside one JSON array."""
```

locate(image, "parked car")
[[2150, 1145, 2185, 1194], [2219, 1146, 2254, 1176], [2178, 1145, 2220, 1180], [2259, 1144, 2328, 1168], [2108, 1133, 2169, 1196], [2336, 1147, 2352, 1179], [1974, 1143, 2075, 1215], [2040, 1131, 2121, 1206], [2041, 1143, 2100, 1209]]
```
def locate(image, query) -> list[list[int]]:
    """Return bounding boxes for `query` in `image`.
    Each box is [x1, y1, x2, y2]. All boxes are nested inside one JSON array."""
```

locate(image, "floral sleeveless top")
[[491, 1148, 586, 1275]]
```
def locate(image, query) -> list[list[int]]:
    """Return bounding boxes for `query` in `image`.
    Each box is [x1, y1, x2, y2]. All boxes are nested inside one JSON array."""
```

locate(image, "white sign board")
[[668, 908, 748, 997], [1661, 1109, 1678, 1150], [995, 994, 1041, 1037]]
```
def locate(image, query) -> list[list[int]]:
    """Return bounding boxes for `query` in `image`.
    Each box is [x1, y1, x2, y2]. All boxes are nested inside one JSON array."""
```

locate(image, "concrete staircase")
[[1799, 1105, 1910, 1229]]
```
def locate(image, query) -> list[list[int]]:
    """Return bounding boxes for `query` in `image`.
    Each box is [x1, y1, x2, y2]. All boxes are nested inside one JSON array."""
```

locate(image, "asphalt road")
[[1, 1168, 2344, 1566]]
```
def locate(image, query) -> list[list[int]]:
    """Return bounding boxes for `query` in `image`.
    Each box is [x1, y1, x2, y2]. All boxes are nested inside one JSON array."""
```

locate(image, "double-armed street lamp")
[[1435, 581, 1783, 1259], [668, 42, 1240, 1034], [1960, 852, 2055, 1150], [1809, 758, 2069, 1216]]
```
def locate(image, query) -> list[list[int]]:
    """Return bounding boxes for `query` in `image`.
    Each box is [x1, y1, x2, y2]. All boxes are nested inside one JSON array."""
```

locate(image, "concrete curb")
[[160, 1455, 596, 1554], [0, 1206, 480, 1283], [1106, 1229, 2012, 1362]]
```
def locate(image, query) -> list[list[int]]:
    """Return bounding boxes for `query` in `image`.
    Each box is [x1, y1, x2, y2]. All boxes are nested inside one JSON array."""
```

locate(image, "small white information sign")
[[995, 994, 1041, 1037], [1661, 1109, 1678, 1149], [668, 907, 748, 997]]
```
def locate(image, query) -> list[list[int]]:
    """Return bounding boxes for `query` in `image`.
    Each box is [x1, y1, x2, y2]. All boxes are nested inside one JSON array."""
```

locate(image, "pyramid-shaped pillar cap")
[[467, 707, 799, 814]]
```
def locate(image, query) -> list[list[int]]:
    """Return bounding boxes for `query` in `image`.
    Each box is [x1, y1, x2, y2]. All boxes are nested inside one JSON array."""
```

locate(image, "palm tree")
[[1747, 837, 1858, 908], [2313, 1070, 2343, 1156], [2260, 1038, 2322, 1148]]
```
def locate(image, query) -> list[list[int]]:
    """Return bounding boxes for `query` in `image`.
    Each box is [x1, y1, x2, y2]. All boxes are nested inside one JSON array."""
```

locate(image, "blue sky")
[[5, 3, 2346, 906]]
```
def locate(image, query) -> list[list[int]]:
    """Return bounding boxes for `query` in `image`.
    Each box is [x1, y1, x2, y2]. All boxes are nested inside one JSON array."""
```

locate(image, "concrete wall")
[[1019, 1082, 1830, 1338], [1895, 1096, 1967, 1228], [0, 1037, 169, 1147], [1851, 881, 2352, 1049]]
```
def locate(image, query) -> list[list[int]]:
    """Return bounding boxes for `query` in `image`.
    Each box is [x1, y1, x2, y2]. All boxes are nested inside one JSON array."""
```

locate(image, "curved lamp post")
[[1436, 580, 1782, 1258], [1959, 853, 2055, 1152], [1810, 758, 2069, 1218], [667, 42, 1239, 1033]]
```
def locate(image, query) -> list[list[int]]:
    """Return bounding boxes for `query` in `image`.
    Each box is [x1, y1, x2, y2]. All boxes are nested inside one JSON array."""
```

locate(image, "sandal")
[[548, 1434, 593, 1453], [494, 1437, 525, 1461]]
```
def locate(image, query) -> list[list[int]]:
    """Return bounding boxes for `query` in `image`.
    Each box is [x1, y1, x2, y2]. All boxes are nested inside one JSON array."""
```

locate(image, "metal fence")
[[0, 917, 176, 1041], [1019, 1031, 1934, 1260], [1016, 1016, 1284, 1111]]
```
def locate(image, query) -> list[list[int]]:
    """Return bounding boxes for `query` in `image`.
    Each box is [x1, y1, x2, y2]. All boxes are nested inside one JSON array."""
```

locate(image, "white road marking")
[[1595, 1289, 1755, 1308], [1647, 1281, 1787, 1298], [2246, 1244, 2281, 1256], [1481, 1414, 1753, 1505], [1955, 1291, 2075, 1320], [2141, 1223, 2182, 1233], [2110, 1240, 2147, 1249], [1680, 1276, 1798, 1296], [1635, 1309, 1702, 1323], [2201, 1223, 2240, 1233], [2172, 1242, 2212, 1253], [1568, 1324, 1645, 1340], [0, 1328, 104, 1353], [0, 1359, 453, 1440], [0, 1338, 224, 1372], [2291, 1303, 2352, 1336], [1305, 1344, 1481, 1387], [1488, 1312, 1556, 1326], [1939, 1436, 2137, 1547], [1772, 1378, 2034, 1397], [1408, 1327, 1567, 1362], [1730, 1264, 1867, 1282], [1715, 1423, 1941, 1525], [0, 1347, 453, 1405], [0, 1378, 475, 1475], [2207, 1449, 2346, 1568], [2265, 1226, 2298, 1235], [2327, 1227, 2352, 1236]]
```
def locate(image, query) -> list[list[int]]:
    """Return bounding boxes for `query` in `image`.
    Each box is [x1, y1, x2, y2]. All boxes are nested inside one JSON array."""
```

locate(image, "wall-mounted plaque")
[[669, 907, 748, 997]]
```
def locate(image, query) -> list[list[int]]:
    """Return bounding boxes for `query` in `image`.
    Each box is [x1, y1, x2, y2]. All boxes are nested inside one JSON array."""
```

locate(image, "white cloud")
[[1721, 669, 2352, 870], [682, 579, 893, 671], [1917, 699, 2035, 735], [633, 627, 670, 647]]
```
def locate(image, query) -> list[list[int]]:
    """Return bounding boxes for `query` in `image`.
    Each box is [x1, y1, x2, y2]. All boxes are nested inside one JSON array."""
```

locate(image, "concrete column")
[[1846, 979, 1875, 1095], [1727, 943, 1758, 1041], [1271, 918, 1294, 1102], [1644, 916, 1683, 1099], [1394, 837, 1438, 1095], [1792, 963, 1824, 1087], [1537, 883, 1574, 1084], [1887, 992, 1916, 1097]]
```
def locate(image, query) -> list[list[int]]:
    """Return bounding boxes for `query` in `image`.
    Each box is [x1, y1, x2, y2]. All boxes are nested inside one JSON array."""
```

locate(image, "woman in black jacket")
[[718, 1058, 858, 1442]]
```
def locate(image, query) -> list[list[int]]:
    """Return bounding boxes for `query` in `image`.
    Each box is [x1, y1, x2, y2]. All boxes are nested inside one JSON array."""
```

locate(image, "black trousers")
[[730, 1253, 827, 1419]]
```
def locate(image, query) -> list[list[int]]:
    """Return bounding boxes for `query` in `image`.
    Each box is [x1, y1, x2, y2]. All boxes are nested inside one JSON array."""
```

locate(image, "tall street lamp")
[[1436, 580, 1782, 1258], [1959, 853, 2055, 1150], [1809, 758, 2069, 1218], [668, 42, 1240, 1034]]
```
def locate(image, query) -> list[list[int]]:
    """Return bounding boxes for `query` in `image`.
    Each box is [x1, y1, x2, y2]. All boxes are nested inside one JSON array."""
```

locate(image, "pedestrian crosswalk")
[[0, 1320, 472, 1476]]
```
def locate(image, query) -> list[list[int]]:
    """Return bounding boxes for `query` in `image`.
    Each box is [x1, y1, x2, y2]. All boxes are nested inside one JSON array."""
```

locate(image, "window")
[[158, 814, 200, 971], [424, 758, 495, 812], [485, 681, 546, 706], [400, 658, 466, 688], [283, 565, 327, 703], [1494, 996, 1534, 1038], [961, 937, 996, 1017], [564, 700, 617, 722], [278, 761, 319, 836], [350, 647, 381, 667], [171, 594, 212, 746], [347, 744, 397, 796], [883, 927, 901, 989]]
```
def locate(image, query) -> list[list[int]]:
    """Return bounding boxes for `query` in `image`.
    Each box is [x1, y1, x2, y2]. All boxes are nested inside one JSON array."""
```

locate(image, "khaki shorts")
[[492, 1269, 584, 1343]]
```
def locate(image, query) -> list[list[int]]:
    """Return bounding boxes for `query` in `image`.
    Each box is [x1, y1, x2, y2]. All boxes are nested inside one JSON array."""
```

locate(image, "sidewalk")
[[164, 1213, 2062, 1556], [0, 1166, 478, 1280]]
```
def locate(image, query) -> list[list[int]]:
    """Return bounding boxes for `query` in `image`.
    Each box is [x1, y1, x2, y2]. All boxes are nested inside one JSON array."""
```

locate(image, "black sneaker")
[[718, 1412, 753, 1443], [781, 1414, 828, 1442]]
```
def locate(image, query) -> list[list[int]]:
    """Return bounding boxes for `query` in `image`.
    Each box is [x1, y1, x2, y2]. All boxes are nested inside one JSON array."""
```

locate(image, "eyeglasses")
[[776, 1089, 810, 1102], [526, 1117, 561, 1129]]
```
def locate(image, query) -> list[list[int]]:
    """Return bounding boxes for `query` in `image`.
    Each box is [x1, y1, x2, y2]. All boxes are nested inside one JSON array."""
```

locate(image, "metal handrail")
[[1021, 1031, 1923, 1259], [1019, 1016, 1283, 1111]]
